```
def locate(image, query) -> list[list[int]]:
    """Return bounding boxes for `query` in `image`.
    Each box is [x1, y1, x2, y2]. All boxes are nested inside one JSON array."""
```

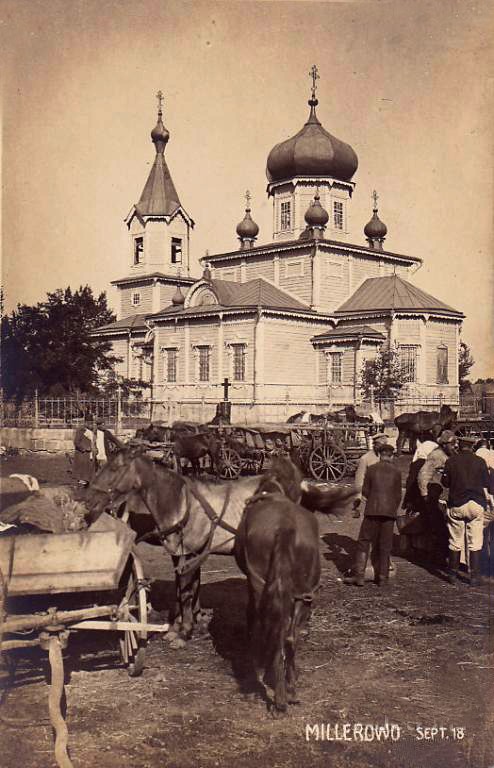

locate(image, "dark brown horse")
[[172, 431, 222, 477], [86, 453, 355, 650], [395, 404, 457, 454], [234, 461, 321, 713]]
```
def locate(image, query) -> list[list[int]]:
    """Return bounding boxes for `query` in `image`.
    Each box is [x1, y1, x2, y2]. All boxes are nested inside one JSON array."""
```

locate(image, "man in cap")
[[352, 433, 389, 518], [442, 435, 492, 586], [345, 442, 402, 587], [417, 429, 458, 564]]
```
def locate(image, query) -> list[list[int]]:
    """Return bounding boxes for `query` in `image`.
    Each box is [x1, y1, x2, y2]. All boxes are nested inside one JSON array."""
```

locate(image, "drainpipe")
[[253, 307, 261, 403]]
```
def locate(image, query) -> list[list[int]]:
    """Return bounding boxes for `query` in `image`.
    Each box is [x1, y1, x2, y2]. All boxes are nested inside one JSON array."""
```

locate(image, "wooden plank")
[[70, 620, 169, 633], [0, 518, 136, 595]]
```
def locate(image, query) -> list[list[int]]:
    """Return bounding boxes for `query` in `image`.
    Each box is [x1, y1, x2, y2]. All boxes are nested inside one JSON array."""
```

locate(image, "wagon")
[[292, 422, 372, 482], [214, 425, 295, 480], [0, 513, 169, 767], [455, 416, 494, 445]]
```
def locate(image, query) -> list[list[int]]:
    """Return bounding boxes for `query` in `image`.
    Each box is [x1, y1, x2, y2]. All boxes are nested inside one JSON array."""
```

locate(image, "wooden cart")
[[0, 513, 169, 768]]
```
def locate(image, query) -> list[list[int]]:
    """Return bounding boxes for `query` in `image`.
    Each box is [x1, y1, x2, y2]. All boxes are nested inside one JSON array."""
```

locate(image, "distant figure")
[[442, 436, 492, 586], [73, 417, 95, 485], [94, 418, 121, 470], [345, 443, 402, 587], [352, 433, 389, 518], [402, 431, 439, 516], [474, 438, 494, 494]]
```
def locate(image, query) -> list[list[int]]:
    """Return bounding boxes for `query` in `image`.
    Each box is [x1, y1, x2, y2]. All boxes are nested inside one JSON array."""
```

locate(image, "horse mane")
[[133, 455, 186, 524], [257, 455, 303, 503]]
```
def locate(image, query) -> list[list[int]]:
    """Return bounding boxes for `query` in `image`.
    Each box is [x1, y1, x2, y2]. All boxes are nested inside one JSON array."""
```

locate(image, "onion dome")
[[171, 284, 185, 306], [150, 90, 170, 153], [236, 192, 259, 250], [304, 191, 329, 228], [266, 93, 358, 184], [364, 190, 387, 250]]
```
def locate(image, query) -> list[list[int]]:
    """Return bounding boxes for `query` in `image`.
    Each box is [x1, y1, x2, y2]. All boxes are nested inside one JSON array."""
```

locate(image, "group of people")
[[73, 417, 119, 485], [344, 429, 494, 588]]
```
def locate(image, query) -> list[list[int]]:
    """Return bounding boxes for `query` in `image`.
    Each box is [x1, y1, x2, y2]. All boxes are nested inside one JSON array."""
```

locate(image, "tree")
[[1, 286, 121, 400], [360, 344, 406, 404], [458, 341, 475, 393]]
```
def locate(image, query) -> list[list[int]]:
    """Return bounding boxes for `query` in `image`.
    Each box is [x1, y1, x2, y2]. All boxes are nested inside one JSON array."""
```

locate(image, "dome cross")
[[372, 189, 379, 211], [309, 65, 320, 100], [156, 90, 164, 115], [245, 189, 252, 210]]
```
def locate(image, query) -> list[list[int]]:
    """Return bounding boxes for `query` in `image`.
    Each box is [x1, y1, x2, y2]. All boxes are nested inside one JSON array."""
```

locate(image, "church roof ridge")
[[334, 274, 464, 317]]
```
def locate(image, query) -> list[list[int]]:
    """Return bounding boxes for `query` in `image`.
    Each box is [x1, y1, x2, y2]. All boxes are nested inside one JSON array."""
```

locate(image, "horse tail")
[[261, 527, 295, 669]]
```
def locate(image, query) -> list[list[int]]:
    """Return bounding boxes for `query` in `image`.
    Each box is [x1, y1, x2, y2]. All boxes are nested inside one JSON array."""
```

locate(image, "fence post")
[[34, 389, 39, 428], [116, 386, 122, 434], [200, 396, 205, 423], [439, 393, 444, 410]]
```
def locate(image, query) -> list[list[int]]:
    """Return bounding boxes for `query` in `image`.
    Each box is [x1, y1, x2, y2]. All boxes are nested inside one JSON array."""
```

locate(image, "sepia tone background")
[[1, 0, 493, 376]]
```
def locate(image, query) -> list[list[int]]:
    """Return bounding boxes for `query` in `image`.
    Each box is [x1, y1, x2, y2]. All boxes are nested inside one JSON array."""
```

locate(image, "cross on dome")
[[309, 65, 320, 100], [372, 189, 379, 210], [156, 89, 164, 115], [245, 190, 251, 209]]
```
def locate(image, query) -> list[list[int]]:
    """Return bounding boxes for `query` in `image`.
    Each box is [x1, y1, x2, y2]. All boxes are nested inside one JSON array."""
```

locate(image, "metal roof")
[[96, 314, 148, 333], [312, 324, 385, 341], [334, 275, 463, 317], [136, 153, 181, 217]]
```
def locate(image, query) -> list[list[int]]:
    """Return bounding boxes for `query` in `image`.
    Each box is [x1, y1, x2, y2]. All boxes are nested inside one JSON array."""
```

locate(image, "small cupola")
[[364, 190, 387, 250], [236, 191, 259, 250], [302, 189, 329, 240], [171, 284, 185, 306]]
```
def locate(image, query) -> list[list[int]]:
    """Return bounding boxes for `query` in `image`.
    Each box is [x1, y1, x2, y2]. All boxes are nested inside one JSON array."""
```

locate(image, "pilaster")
[[419, 316, 427, 384], [184, 323, 190, 383], [217, 315, 224, 382]]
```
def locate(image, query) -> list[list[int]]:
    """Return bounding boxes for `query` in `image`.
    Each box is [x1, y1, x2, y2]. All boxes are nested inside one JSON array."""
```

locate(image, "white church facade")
[[95, 75, 463, 422]]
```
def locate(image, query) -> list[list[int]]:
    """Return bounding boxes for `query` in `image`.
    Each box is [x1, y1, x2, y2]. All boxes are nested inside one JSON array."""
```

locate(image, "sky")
[[1, 0, 493, 377]]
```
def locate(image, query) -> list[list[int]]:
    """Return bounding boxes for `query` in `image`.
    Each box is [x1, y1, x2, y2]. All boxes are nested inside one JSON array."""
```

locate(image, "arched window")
[[437, 345, 449, 384]]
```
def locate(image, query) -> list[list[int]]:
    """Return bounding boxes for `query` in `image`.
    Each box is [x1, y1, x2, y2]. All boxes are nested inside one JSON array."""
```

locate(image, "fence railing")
[[0, 391, 486, 431]]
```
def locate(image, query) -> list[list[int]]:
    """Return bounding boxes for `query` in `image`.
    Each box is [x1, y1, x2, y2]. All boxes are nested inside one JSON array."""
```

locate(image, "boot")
[[447, 550, 461, 585], [344, 549, 368, 587], [469, 550, 482, 587]]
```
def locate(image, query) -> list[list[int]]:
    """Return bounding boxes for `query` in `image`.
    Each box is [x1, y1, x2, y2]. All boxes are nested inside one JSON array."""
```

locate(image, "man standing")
[[352, 433, 389, 518], [442, 436, 492, 586], [345, 443, 402, 587], [417, 430, 458, 563], [73, 417, 95, 486]]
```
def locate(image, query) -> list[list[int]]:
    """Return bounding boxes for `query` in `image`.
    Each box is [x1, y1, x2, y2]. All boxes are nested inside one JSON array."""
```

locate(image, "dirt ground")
[[1, 452, 494, 768]]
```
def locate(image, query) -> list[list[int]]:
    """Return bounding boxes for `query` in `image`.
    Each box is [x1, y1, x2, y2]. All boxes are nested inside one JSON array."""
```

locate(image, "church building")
[[95, 73, 464, 422]]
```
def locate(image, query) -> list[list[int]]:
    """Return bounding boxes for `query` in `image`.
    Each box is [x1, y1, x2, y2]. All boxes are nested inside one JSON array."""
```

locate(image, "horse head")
[[86, 448, 144, 518], [259, 455, 305, 503]]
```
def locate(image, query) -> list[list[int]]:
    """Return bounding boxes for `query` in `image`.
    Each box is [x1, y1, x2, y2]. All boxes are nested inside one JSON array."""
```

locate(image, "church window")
[[171, 237, 182, 264], [134, 237, 144, 265], [333, 201, 344, 230], [198, 346, 210, 382], [399, 345, 418, 383], [232, 344, 246, 381], [132, 292, 141, 307], [437, 346, 449, 384], [280, 201, 292, 231], [330, 352, 343, 384], [166, 349, 178, 383]]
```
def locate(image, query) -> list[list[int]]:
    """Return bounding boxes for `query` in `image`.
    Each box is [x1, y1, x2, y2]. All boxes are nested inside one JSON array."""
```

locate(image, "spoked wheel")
[[244, 451, 264, 475], [218, 446, 243, 480], [118, 553, 148, 677], [309, 444, 347, 482]]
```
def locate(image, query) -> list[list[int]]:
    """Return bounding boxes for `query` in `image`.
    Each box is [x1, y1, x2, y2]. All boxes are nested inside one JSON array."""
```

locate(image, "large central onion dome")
[[266, 97, 358, 184]]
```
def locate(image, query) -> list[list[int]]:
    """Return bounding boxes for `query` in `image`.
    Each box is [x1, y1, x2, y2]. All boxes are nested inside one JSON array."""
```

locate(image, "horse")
[[286, 410, 309, 424], [234, 466, 320, 713], [172, 430, 222, 477], [395, 404, 457, 455], [86, 452, 356, 646]]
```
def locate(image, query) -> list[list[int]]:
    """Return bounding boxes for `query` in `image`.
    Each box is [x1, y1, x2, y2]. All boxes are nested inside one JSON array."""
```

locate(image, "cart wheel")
[[309, 444, 347, 482], [219, 446, 243, 480], [119, 553, 148, 677]]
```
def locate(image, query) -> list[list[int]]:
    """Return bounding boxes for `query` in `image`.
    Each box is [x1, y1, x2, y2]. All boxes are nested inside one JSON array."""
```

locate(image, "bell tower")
[[124, 91, 194, 276]]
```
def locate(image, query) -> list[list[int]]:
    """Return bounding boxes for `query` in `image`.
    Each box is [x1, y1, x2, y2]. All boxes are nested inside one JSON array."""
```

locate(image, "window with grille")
[[132, 292, 141, 306], [400, 345, 418, 383], [171, 237, 182, 264], [330, 352, 343, 384], [437, 346, 449, 384], [198, 346, 210, 382], [166, 349, 177, 382], [232, 344, 246, 381], [333, 201, 344, 230], [280, 201, 292, 231], [134, 237, 144, 264]]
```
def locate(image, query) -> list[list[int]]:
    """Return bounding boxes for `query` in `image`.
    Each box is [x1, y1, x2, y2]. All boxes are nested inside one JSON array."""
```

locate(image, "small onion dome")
[[266, 98, 358, 184], [151, 111, 170, 153], [304, 192, 329, 228], [203, 263, 212, 281], [364, 209, 387, 241], [171, 284, 185, 306], [236, 207, 259, 240]]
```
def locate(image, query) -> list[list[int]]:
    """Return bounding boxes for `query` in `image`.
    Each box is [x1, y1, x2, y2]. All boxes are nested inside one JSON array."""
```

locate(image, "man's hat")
[[458, 435, 477, 446], [372, 433, 389, 443], [438, 429, 457, 445]]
